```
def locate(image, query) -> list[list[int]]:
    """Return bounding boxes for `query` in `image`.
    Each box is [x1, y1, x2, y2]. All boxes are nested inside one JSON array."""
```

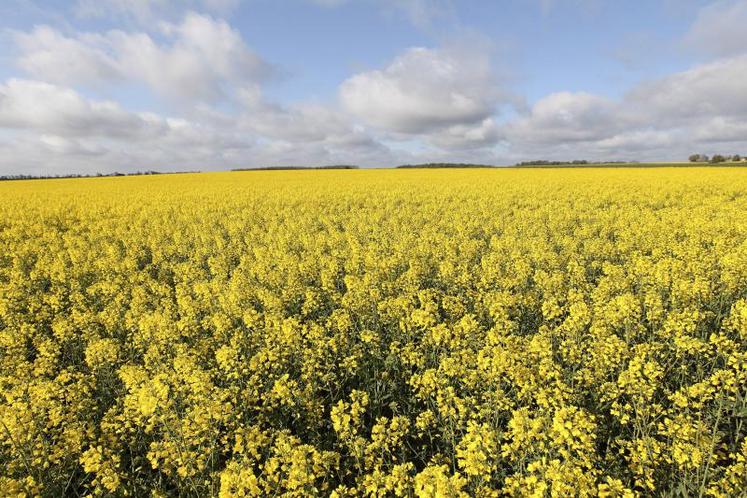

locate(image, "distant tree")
[[689, 154, 710, 162], [732, 154, 741, 162], [515, 159, 596, 166], [711, 154, 726, 163], [396, 163, 495, 169]]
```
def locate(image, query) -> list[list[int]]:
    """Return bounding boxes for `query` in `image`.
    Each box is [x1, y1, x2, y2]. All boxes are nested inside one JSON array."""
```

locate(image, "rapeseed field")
[[1, 168, 747, 496]]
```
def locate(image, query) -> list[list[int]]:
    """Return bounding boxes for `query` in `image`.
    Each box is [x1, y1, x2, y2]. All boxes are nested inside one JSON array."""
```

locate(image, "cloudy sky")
[[0, 0, 746, 174]]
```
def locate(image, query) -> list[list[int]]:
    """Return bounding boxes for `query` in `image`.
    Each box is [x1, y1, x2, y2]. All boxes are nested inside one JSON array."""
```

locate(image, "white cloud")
[[691, 116, 747, 143], [626, 54, 747, 122], [427, 118, 502, 150], [593, 129, 677, 151], [0, 77, 397, 175], [340, 46, 501, 134], [125, 12, 271, 101], [5, 3, 747, 174], [13, 13, 271, 103], [14, 27, 121, 87], [684, 0, 747, 58], [232, 86, 396, 162], [0, 79, 164, 138], [239, 100, 355, 143], [501, 53, 747, 161], [0, 78, 252, 174], [504, 92, 621, 145]]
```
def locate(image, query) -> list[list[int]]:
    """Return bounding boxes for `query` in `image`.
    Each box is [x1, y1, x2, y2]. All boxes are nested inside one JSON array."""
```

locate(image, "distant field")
[[4, 162, 747, 182], [2, 168, 747, 496], [511, 161, 747, 168]]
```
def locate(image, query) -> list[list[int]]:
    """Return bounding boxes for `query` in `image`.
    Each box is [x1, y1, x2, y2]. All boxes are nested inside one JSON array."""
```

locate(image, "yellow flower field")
[[1, 168, 747, 496]]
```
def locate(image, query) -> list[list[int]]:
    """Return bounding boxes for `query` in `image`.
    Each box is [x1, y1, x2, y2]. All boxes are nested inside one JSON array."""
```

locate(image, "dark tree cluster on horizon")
[[689, 154, 745, 163], [516, 160, 590, 166], [514, 160, 637, 167], [395, 163, 496, 169], [232, 165, 360, 171], [0, 171, 168, 181]]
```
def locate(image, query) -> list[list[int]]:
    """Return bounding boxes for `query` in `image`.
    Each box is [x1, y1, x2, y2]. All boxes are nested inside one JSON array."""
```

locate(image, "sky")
[[1, 0, 746, 174]]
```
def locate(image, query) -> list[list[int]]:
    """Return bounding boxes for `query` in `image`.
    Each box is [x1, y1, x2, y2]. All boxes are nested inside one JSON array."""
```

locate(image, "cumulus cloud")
[[684, 0, 747, 58], [0, 130, 251, 177], [5, 2, 747, 174], [690, 116, 747, 143], [0, 79, 164, 138], [4, 9, 406, 175], [0, 78, 245, 174], [504, 92, 621, 146], [424, 118, 502, 150], [340, 46, 501, 135], [0, 77, 396, 175], [232, 86, 396, 163], [14, 28, 121, 87], [13, 13, 272, 103], [236, 87, 356, 143], [501, 53, 747, 160], [626, 54, 747, 122]]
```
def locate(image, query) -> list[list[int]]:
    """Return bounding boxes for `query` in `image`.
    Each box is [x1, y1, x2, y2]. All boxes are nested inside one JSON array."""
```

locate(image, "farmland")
[[1, 168, 747, 496]]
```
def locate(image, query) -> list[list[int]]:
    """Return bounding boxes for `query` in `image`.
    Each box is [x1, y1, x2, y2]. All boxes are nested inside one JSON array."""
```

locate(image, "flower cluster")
[[1, 168, 747, 496]]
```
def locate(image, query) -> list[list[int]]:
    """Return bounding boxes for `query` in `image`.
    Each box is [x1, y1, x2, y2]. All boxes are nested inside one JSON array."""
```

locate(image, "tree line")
[[395, 163, 495, 168], [0, 171, 167, 181], [689, 154, 745, 163]]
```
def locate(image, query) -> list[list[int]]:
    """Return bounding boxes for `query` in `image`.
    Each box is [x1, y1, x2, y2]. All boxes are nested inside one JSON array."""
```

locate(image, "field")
[[2, 168, 747, 497]]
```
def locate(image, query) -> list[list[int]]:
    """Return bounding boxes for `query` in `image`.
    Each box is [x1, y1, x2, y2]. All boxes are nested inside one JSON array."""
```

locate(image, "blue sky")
[[0, 0, 746, 174]]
